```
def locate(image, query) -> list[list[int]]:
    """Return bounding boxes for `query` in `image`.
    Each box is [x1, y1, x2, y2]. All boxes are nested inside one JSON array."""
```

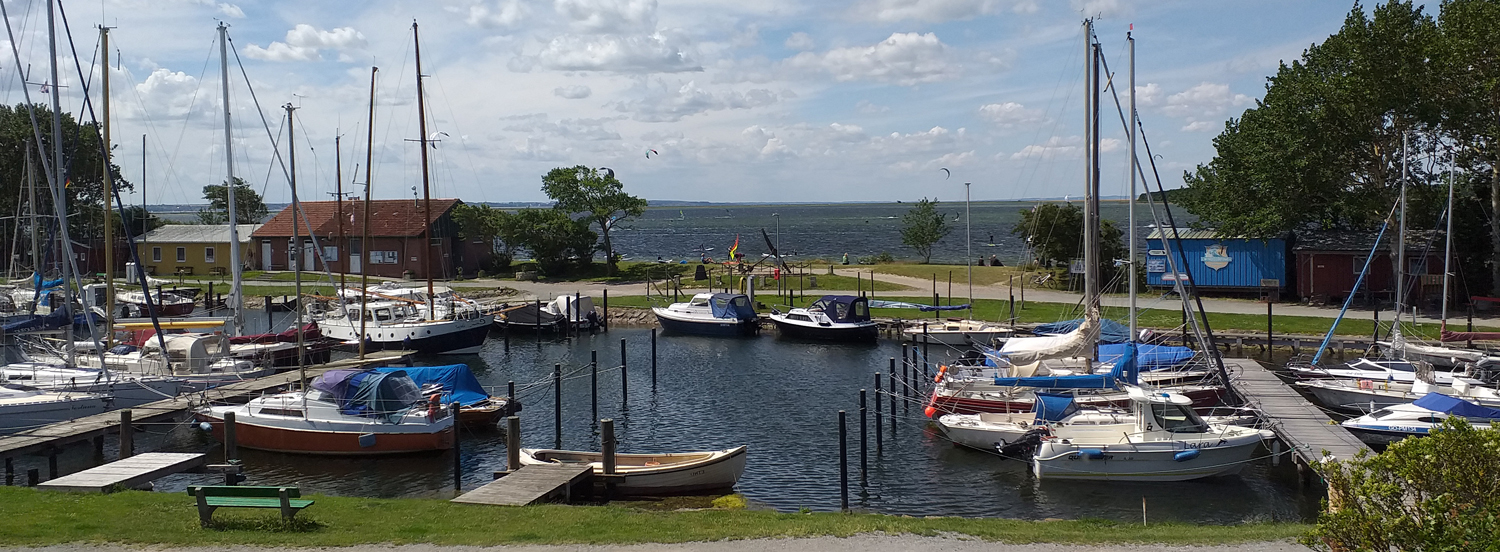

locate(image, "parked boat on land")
[[195, 368, 455, 455], [517, 445, 748, 495], [769, 295, 877, 342], [652, 293, 759, 337]]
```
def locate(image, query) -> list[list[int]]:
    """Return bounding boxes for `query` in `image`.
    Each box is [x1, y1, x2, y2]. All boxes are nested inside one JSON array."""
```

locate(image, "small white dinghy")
[[518, 445, 747, 495]]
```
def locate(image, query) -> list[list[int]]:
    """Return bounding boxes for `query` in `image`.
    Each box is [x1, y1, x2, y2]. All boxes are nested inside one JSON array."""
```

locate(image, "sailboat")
[[310, 21, 489, 356]]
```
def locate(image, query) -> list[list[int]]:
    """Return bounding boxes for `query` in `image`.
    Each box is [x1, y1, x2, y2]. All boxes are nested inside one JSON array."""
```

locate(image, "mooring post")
[[651, 328, 658, 389], [452, 401, 462, 491], [620, 338, 629, 407], [601, 418, 617, 475], [119, 409, 133, 459], [47, 451, 57, 480], [263, 295, 271, 319], [1372, 308, 1380, 343], [4, 457, 11, 486], [224, 411, 238, 461], [859, 389, 868, 484], [887, 358, 897, 432], [574, 291, 582, 338], [603, 289, 610, 331], [536, 298, 543, 342], [553, 363, 563, 448], [207, 281, 214, 310], [903, 353, 911, 411], [508, 381, 516, 405], [874, 372, 883, 452], [591, 350, 599, 421], [506, 415, 521, 472], [93, 434, 104, 459], [922, 324, 930, 374], [503, 320, 510, 352], [1468, 305, 1475, 349], [26, 469, 38, 487], [1267, 300, 1274, 358], [838, 410, 849, 512]]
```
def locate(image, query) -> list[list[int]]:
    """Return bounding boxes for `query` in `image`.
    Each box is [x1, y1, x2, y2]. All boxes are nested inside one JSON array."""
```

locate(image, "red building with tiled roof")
[[250, 198, 489, 280]]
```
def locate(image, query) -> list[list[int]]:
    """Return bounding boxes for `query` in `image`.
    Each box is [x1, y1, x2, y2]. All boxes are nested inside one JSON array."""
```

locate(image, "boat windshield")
[[385, 375, 424, 407], [1150, 402, 1208, 433]]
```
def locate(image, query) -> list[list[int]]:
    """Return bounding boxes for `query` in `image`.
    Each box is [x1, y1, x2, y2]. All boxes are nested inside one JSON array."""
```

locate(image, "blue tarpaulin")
[[708, 293, 758, 321], [993, 342, 1138, 388], [1035, 392, 1079, 422], [1412, 393, 1500, 419], [1032, 318, 1131, 344], [376, 364, 489, 408], [1098, 343, 1195, 372], [313, 369, 423, 422]]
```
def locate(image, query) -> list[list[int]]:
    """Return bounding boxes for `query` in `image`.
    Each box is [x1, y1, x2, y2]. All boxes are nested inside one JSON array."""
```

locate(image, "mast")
[[286, 103, 305, 388], [140, 134, 146, 263], [26, 140, 37, 315], [47, 0, 71, 366], [359, 66, 378, 359], [218, 22, 244, 336], [101, 26, 114, 345], [336, 134, 345, 292], [1082, 19, 1101, 347], [1397, 132, 1408, 330], [965, 182, 972, 318], [413, 20, 436, 319], [1441, 148, 1454, 328], [1127, 28, 1138, 341]]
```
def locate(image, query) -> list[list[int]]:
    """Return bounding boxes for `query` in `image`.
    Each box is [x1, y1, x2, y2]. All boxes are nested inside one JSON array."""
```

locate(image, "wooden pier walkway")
[[36, 452, 205, 492], [1223, 358, 1369, 466], [0, 350, 413, 460], [451, 464, 594, 506]]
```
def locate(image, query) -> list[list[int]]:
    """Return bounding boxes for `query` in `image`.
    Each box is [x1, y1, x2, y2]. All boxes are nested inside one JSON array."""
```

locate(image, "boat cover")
[[1098, 343, 1194, 372], [1, 310, 72, 332], [1412, 393, 1500, 419], [1032, 318, 1130, 344], [1034, 392, 1078, 422], [808, 295, 871, 323], [709, 293, 758, 320], [993, 341, 1138, 388], [313, 368, 422, 422], [376, 364, 488, 407]]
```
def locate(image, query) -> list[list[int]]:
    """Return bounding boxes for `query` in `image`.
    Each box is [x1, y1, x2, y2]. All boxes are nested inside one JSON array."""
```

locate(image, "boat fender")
[[198, 422, 212, 432], [1080, 448, 1106, 460], [934, 365, 949, 383], [1174, 449, 1201, 462]]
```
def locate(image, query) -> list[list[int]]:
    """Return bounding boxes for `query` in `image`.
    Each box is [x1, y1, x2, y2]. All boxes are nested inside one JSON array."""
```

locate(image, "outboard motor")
[[997, 426, 1050, 460]]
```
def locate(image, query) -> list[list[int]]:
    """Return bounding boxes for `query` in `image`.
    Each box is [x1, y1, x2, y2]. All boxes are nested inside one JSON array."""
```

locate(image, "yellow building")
[[137, 224, 260, 276]]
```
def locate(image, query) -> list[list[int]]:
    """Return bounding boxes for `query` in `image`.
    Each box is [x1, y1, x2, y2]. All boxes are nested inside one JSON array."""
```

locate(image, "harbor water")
[[27, 321, 1319, 523]]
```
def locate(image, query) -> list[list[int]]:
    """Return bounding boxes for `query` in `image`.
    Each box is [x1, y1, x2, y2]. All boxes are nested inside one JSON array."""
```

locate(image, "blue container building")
[[1144, 228, 1291, 297]]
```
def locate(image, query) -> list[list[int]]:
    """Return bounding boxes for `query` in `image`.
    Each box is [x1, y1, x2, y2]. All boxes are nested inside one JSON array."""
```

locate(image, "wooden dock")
[[1223, 358, 1369, 467], [0, 351, 413, 460], [451, 464, 594, 506], [36, 452, 206, 493]]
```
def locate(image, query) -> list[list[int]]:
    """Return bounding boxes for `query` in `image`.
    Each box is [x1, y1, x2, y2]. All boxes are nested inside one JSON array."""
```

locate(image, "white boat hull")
[[0, 390, 109, 433], [519, 446, 748, 495], [1032, 433, 1268, 481]]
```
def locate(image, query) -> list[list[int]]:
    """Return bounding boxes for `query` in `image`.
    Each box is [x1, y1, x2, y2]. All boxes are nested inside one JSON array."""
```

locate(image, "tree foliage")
[[541, 166, 647, 275], [509, 208, 597, 275], [118, 206, 164, 239], [899, 197, 951, 263], [196, 177, 269, 224], [1011, 203, 1126, 282], [1306, 418, 1500, 551], [0, 103, 131, 254]]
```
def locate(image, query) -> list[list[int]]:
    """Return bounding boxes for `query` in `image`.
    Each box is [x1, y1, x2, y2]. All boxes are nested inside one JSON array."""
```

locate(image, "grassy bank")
[[0, 487, 1305, 546], [605, 295, 1497, 337]]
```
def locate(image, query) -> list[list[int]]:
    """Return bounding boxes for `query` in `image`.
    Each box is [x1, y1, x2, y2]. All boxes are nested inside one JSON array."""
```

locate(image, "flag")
[[728, 234, 739, 261]]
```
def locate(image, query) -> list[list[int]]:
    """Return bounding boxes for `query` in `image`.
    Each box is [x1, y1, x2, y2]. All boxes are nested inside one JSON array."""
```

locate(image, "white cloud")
[[1163, 82, 1251, 122], [978, 101, 1044, 127], [555, 0, 658, 34], [786, 32, 958, 85], [853, 0, 1036, 22], [1181, 120, 1216, 132], [1134, 82, 1161, 107], [465, 0, 529, 28], [785, 32, 814, 51], [243, 25, 367, 62], [501, 114, 622, 141], [217, 3, 244, 18], [554, 85, 593, 99], [856, 100, 889, 114], [532, 33, 701, 73], [1099, 137, 1121, 152], [1011, 135, 1080, 160], [1071, 0, 1128, 18], [611, 79, 778, 122]]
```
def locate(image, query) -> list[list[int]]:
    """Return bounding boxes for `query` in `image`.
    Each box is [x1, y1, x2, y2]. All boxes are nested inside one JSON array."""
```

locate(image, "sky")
[[0, 0, 1363, 207]]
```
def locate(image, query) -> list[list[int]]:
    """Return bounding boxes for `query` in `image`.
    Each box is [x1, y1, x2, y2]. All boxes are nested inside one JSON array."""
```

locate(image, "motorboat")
[[652, 293, 759, 337], [518, 445, 748, 495], [81, 282, 195, 318], [938, 401, 1258, 452], [769, 295, 877, 342], [374, 364, 519, 427], [1289, 357, 1465, 385], [195, 368, 455, 455], [310, 297, 491, 355], [1028, 387, 1274, 481], [901, 319, 1013, 347], [363, 282, 484, 321], [1297, 376, 1500, 413], [0, 384, 109, 433], [1341, 392, 1499, 446], [494, 295, 598, 333]]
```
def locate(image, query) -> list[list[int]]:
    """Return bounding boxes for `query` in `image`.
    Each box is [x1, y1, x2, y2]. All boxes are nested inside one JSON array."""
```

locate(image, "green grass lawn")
[[0, 487, 1306, 546]]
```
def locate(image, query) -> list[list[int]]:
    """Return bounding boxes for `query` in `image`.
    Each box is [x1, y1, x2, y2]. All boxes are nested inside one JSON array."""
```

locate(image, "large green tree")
[[510, 208, 597, 275], [1012, 202, 1126, 283], [899, 197, 950, 263], [1435, 0, 1500, 295], [541, 166, 647, 275], [196, 177, 268, 224]]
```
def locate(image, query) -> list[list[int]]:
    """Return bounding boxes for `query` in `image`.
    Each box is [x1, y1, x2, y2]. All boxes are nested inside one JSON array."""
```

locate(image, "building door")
[[350, 237, 362, 274], [302, 241, 316, 271], [261, 240, 272, 271]]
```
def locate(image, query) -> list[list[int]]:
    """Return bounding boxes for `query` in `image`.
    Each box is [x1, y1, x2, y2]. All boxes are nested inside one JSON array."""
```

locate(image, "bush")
[[1304, 418, 1500, 551], [874, 251, 895, 264]]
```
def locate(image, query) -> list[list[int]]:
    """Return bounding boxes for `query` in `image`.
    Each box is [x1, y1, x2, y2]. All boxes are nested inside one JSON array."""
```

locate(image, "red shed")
[[1294, 230, 1445, 308], [251, 198, 487, 280]]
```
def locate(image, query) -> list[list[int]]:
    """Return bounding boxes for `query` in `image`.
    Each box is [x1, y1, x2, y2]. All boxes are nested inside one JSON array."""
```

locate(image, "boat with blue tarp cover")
[[652, 293, 759, 337], [768, 295, 878, 342], [1341, 392, 1500, 445], [375, 364, 519, 427], [195, 368, 454, 455]]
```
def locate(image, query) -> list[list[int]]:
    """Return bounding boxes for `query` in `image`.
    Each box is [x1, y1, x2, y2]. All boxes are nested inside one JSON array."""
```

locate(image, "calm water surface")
[[27, 321, 1317, 524]]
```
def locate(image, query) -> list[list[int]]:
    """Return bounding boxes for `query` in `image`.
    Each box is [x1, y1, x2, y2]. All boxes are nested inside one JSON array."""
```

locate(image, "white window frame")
[[204, 246, 216, 263]]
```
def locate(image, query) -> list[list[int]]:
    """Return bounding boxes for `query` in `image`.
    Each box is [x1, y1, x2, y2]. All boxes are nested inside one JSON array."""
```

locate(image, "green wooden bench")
[[186, 485, 314, 527]]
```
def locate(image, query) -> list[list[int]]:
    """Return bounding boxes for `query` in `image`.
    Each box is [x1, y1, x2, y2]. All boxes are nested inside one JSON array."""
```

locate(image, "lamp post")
[[965, 182, 972, 318], [773, 212, 781, 296]]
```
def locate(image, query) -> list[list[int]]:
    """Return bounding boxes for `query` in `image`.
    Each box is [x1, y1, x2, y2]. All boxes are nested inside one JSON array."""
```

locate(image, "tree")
[[510, 208, 597, 275], [118, 206, 163, 239], [1011, 202, 1126, 282], [541, 166, 647, 275], [0, 103, 132, 253], [899, 197, 950, 263], [1435, 0, 1500, 298], [1306, 418, 1500, 551], [196, 177, 268, 224], [453, 203, 525, 272]]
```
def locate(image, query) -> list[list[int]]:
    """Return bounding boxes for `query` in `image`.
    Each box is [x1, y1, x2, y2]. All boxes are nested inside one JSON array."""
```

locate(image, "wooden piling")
[[553, 363, 562, 448], [601, 418, 617, 475], [838, 410, 848, 512], [591, 351, 599, 421], [620, 338, 628, 407], [452, 402, 462, 491], [4, 457, 11, 486], [27, 468, 38, 487], [223, 411, 238, 461], [887, 358, 896, 433], [506, 416, 521, 471], [874, 372, 883, 452], [603, 289, 609, 332], [503, 320, 510, 352], [859, 389, 867, 484], [47, 451, 57, 480], [1266, 301, 1273, 358], [119, 410, 133, 459], [650, 328, 658, 389]]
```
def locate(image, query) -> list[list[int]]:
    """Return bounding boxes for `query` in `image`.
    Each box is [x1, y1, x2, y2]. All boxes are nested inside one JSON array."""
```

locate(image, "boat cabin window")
[[1417, 416, 1446, 424], [258, 407, 304, 417], [713, 297, 730, 310], [852, 301, 868, 318], [1149, 403, 1207, 433], [387, 376, 423, 406], [1369, 409, 1398, 419], [832, 302, 849, 320], [690, 296, 711, 306], [374, 308, 393, 321], [787, 313, 812, 322], [731, 296, 750, 308]]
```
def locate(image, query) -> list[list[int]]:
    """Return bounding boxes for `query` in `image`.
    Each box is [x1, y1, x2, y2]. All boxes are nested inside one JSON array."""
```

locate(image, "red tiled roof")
[[251, 198, 460, 238]]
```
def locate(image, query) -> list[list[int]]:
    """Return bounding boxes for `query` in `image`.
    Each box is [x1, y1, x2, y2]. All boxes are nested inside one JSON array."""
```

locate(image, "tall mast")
[[1127, 28, 1138, 341], [336, 134, 345, 292], [1082, 19, 1100, 331], [286, 103, 304, 387], [101, 26, 114, 345], [1397, 133, 1408, 329], [140, 134, 146, 262], [218, 22, 243, 336], [359, 66, 378, 359], [26, 140, 37, 315], [965, 182, 972, 318], [47, 0, 72, 366], [413, 20, 436, 319], [1441, 148, 1454, 327]]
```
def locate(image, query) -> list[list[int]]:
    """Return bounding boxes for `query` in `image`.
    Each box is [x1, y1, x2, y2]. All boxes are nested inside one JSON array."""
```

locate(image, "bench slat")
[[186, 485, 301, 498], [204, 498, 314, 508]]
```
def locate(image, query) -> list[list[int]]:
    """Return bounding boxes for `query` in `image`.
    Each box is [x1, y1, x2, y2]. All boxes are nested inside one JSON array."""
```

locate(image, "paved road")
[[4, 535, 1310, 552]]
